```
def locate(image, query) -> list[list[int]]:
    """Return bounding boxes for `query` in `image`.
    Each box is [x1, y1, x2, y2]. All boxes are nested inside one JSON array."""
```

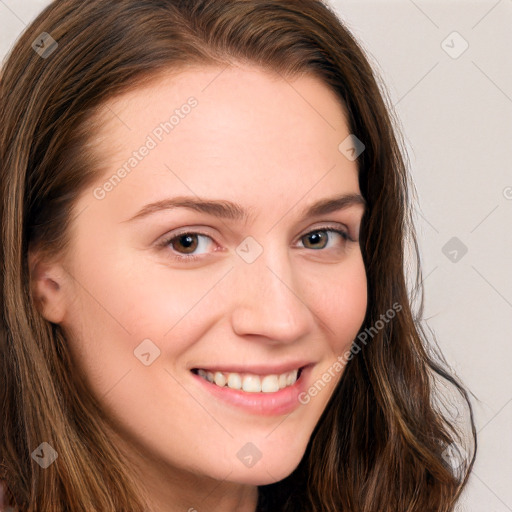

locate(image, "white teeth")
[[196, 368, 300, 393], [261, 375, 279, 393], [227, 373, 242, 390], [242, 375, 261, 392], [214, 372, 227, 387]]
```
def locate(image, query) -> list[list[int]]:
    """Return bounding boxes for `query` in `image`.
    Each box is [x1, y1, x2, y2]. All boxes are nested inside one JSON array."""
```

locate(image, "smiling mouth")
[[191, 366, 305, 393]]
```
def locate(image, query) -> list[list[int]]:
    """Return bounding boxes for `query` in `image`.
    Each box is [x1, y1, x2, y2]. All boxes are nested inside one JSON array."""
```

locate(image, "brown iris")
[[172, 233, 199, 254], [302, 231, 328, 250]]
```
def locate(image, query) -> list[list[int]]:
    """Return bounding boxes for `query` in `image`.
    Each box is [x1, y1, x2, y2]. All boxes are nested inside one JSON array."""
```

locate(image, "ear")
[[28, 247, 68, 324]]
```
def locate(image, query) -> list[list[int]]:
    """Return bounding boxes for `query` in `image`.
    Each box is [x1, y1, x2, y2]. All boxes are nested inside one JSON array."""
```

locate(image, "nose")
[[229, 245, 314, 344]]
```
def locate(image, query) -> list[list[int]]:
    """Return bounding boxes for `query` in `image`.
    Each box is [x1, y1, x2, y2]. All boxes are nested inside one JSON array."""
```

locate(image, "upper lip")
[[191, 361, 314, 376]]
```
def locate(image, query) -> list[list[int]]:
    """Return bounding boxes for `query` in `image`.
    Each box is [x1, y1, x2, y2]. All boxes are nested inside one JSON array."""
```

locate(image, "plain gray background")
[[1, 1, 511, 510]]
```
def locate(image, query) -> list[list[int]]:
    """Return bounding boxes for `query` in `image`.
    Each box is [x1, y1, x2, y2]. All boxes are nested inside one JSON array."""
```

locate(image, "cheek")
[[65, 244, 215, 342], [59, 252, 237, 418], [306, 255, 367, 351], [294, 257, 367, 420]]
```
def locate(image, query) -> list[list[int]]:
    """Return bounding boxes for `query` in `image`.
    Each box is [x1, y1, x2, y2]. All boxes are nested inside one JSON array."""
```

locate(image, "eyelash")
[[158, 225, 354, 263]]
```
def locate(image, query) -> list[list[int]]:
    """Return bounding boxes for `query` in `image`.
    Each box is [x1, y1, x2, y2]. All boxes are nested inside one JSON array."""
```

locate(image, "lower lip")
[[190, 365, 313, 416]]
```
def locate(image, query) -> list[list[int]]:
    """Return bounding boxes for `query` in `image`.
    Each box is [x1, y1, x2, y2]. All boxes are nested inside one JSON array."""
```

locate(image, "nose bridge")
[[229, 239, 312, 342]]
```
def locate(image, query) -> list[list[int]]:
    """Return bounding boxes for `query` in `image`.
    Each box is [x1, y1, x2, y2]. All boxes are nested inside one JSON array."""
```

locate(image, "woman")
[[0, 1, 476, 511]]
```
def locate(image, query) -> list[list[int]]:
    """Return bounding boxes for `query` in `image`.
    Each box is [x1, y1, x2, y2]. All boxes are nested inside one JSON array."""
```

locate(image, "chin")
[[232, 455, 305, 486]]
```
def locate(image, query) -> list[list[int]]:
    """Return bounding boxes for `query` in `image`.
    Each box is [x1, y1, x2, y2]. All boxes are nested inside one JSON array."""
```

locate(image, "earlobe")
[[28, 249, 67, 324]]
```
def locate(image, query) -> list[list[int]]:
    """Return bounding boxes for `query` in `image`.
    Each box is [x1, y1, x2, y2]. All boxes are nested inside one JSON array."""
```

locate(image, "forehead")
[[84, 65, 360, 216], [92, 64, 351, 155]]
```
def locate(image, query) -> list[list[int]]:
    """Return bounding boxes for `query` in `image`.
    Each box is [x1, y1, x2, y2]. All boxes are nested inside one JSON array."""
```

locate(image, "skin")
[[30, 65, 368, 512]]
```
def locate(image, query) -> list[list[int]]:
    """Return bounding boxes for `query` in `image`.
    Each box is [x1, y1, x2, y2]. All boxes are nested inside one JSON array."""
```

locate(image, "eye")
[[159, 231, 216, 262], [298, 226, 352, 250], [158, 225, 354, 263]]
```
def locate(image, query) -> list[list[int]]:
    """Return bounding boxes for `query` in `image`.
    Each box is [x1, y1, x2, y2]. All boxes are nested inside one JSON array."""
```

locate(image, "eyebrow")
[[122, 192, 367, 224]]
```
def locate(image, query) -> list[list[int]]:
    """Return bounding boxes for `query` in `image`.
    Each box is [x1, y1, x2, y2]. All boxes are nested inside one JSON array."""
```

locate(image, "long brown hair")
[[0, 1, 477, 510]]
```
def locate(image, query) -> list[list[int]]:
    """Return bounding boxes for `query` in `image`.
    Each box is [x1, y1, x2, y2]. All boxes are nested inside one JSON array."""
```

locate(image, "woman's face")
[[32, 65, 367, 503]]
